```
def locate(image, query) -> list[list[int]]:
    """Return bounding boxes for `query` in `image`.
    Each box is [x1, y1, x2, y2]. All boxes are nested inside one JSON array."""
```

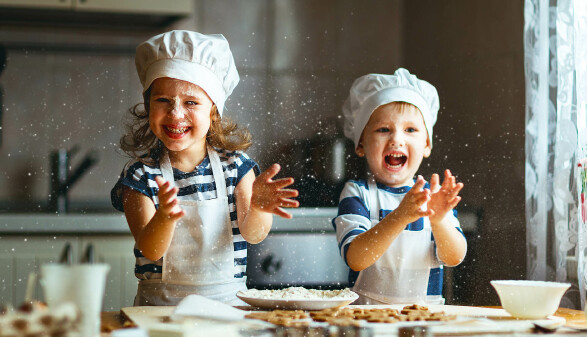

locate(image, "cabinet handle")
[[261, 255, 282, 275], [59, 242, 73, 265], [83, 244, 95, 264]]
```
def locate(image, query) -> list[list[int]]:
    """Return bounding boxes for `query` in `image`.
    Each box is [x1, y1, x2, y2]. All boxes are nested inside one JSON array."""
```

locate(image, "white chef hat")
[[343, 68, 439, 149], [135, 30, 239, 116]]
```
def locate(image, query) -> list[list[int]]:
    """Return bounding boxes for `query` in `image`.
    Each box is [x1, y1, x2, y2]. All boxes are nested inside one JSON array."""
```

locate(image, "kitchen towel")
[[171, 294, 247, 321]]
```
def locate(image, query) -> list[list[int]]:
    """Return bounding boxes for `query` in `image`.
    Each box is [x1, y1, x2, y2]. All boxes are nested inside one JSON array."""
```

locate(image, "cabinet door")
[[72, 0, 192, 15], [0, 0, 71, 9], [79, 235, 137, 311], [0, 236, 78, 307]]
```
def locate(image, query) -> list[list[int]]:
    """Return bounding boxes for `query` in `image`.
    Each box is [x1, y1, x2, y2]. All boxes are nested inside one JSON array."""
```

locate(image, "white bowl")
[[490, 280, 571, 319]]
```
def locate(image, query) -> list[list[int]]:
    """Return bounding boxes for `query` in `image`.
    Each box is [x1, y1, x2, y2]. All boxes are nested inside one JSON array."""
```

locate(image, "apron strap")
[[367, 175, 379, 222], [207, 146, 227, 198], [159, 146, 227, 199], [160, 148, 175, 186]]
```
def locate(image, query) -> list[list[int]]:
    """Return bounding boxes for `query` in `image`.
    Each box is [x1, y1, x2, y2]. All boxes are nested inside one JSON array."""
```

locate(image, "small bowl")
[[490, 280, 571, 319]]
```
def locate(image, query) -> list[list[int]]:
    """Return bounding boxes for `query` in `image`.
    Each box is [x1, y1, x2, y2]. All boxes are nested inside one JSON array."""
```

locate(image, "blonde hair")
[[388, 101, 420, 114], [120, 87, 252, 165]]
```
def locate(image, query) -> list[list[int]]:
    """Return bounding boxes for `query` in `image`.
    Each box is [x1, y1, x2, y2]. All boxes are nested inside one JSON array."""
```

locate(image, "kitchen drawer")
[[247, 233, 349, 289]]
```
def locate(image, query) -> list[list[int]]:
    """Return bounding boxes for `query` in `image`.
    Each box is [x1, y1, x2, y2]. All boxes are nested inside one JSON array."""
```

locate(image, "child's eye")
[[376, 127, 389, 133], [406, 127, 417, 133], [155, 97, 169, 103], [186, 100, 198, 106]]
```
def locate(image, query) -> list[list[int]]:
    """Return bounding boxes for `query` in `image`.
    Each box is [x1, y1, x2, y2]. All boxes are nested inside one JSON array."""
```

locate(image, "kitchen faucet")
[[49, 145, 99, 213]]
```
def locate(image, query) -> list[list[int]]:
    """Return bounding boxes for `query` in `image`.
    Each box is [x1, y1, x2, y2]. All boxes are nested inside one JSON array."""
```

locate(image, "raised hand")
[[427, 169, 463, 224], [251, 164, 299, 218], [394, 176, 433, 223], [154, 176, 185, 221]]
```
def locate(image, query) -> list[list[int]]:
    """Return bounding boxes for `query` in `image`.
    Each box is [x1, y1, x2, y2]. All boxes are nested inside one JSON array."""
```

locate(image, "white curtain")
[[524, 0, 587, 309]]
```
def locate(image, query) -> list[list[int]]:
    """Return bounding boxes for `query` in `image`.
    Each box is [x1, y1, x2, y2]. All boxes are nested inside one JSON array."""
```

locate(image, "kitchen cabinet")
[[0, 0, 192, 14], [72, 0, 193, 15], [0, 0, 70, 9], [0, 0, 193, 28], [0, 234, 137, 311], [0, 236, 75, 306], [78, 235, 137, 311]]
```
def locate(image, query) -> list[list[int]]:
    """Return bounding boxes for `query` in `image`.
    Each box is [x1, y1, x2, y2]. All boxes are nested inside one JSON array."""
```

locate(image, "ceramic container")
[[490, 280, 571, 319]]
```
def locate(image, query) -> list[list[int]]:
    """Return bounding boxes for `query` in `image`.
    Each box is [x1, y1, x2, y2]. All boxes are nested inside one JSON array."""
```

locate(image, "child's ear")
[[423, 139, 432, 158], [355, 143, 365, 157]]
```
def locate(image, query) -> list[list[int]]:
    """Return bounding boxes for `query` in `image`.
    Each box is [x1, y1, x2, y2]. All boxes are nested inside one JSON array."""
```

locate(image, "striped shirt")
[[111, 148, 259, 281], [332, 179, 463, 297]]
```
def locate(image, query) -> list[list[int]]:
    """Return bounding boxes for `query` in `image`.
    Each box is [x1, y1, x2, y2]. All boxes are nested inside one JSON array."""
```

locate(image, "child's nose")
[[168, 101, 185, 118], [389, 133, 405, 146]]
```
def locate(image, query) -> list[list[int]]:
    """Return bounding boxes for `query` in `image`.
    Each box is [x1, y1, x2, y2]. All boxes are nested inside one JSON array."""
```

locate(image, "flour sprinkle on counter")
[[238, 287, 356, 300]]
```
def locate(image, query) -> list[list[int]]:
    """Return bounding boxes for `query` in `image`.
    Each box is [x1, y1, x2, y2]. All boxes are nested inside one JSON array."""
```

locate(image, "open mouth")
[[385, 153, 407, 169], [163, 125, 192, 138]]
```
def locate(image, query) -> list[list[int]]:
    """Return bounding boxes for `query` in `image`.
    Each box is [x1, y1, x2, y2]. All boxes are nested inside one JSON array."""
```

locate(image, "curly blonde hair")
[[120, 87, 252, 165]]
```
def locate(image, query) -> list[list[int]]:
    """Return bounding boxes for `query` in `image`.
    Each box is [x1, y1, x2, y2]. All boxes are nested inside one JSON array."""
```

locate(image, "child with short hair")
[[111, 30, 299, 306], [333, 68, 467, 304]]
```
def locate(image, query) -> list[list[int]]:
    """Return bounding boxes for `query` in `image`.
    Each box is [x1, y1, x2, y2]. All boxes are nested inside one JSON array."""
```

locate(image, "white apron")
[[135, 146, 246, 306], [352, 177, 439, 305]]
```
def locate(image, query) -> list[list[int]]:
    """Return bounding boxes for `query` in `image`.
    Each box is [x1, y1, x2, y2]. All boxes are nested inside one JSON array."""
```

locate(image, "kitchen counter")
[[0, 207, 480, 234], [0, 214, 130, 234], [100, 306, 587, 336], [0, 208, 339, 234]]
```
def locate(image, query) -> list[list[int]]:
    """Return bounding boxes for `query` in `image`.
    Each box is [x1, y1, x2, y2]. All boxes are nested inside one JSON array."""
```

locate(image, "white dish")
[[236, 292, 359, 310], [490, 280, 570, 319]]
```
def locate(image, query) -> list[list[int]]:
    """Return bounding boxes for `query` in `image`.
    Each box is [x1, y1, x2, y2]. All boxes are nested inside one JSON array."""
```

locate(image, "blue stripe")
[[339, 229, 365, 251], [377, 183, 409, 194], [234, 271, 246, 279], [232, 227, 241, 235], [235, 256, 247, 265], [236, 160, 259, 184], [338, 196, 369, 218], [456, 226, 465, 238], [178, 181, 216, 195], [234, 241, 247, 251], [348, 269, 360, 287], [407, 218, 424, 231], [427, 267, 443, 295], [135, 263, 161, 274], [134, 248, 144, 258], [348, 179, 367, 188], [343, 243, 352, 267], [381, 209, 424, 231]]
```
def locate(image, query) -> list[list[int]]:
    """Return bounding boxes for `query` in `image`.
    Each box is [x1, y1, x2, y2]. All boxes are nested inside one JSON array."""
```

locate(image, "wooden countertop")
[[101, 306, 587, 336]]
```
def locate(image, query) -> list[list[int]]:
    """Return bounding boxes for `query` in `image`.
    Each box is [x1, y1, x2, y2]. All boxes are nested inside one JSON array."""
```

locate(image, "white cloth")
[[524, 0, 587, 310], [352, 177, 439, 305], [134, 146, 246, 306], [342, 68, 439, 149], [135, 30, 239, 115]]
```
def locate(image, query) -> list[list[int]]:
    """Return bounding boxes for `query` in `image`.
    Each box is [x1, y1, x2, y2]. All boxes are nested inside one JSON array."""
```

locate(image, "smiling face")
[[148, 77, 215, 157], [356, 102, 431, 187]]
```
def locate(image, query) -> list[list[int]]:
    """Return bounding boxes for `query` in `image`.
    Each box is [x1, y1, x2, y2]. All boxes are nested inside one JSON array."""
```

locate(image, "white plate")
[[236, 292, 359, 310]]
